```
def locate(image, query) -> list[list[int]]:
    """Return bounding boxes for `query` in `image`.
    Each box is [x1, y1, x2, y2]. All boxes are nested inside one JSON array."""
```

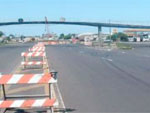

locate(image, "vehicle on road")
[[142, 37, 150, 42]]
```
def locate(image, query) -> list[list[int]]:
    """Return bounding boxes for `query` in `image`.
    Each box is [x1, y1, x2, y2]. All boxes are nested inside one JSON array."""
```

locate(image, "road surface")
[[46, 44, 150, 113], [0, 43, 32, 74], [1, 43, 150, 113]]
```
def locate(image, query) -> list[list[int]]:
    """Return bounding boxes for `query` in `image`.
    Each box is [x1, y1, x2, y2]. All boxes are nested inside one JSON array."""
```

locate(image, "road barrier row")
[[21, 61, 46, 69], [0, 42, 58, 113], [29, 47, 45, 52], [0, 73, 57, 84], [43, 40, 71, 45], [0, 98, 57, 108], [0, 73, 58, 109], [21, 52, 46, 57]]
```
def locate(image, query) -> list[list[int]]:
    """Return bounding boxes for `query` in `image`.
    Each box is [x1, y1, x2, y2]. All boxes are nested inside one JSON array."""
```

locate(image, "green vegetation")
[[107, 32, 128, 42], [0, 31, 13, 46], [116, 43, 132, 50], [0, 42, 3, 45], [0, 31, 4, 45], [59, 33, 65, 39], [0, 31, 4, 37], [59, 33, 75, 40]]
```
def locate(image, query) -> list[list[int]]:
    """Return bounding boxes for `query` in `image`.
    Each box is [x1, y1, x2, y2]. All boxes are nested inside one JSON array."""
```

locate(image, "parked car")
[[143, 38, 149, 42]]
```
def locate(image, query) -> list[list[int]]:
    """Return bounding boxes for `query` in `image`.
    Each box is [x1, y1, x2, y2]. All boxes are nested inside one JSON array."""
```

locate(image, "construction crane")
[[44, 17, 52, 38]]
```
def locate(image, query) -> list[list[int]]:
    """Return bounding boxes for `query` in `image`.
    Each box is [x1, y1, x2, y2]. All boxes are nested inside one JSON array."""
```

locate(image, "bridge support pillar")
[[98, 26, 102, 47]]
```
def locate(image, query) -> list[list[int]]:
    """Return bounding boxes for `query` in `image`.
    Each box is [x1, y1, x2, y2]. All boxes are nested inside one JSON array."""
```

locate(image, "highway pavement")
[[46, 44, 150, 113], [0, 43, 58, 113], [0, 43, 33, 74], [0, 43, 150, 113]]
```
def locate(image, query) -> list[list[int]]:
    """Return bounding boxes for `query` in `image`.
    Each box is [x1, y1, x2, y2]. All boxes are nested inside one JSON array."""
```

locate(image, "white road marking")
[[101, 57, 113, 62], [55, 83, 66, 109], [45, 56, 67, 113], [107, 58, 113, 62], [107, 49, 112, 51]]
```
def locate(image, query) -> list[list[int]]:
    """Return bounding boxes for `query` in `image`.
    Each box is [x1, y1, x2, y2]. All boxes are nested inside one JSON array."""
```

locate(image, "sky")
[[0, 0, 150, 36]]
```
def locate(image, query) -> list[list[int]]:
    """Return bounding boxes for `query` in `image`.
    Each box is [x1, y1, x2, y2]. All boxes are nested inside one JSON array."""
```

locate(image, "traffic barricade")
[[21, 52, 46, 62], [21, 52, 46, 57], [29, 47, 45, 52], [0, 73, 58, 113], [21, 61, 46, 69]]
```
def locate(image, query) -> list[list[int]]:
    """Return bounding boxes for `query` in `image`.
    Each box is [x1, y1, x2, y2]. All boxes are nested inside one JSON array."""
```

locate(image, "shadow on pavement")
[[55, 108, 76, 113], [6, 108, 76, 113], [6, 108, 46, 113]]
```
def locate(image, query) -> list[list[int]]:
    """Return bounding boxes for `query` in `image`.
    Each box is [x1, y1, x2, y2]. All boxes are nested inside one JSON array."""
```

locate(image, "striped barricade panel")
[[36, 43, 45, 46], [21, 52, 46, 57], [29, 47, 45, 52], [0, 98, 58, 108], [21, 61, 46, 66], [33, 44, 45, 48], [32, 46, 45, 49], [0, 74, 57, 84]]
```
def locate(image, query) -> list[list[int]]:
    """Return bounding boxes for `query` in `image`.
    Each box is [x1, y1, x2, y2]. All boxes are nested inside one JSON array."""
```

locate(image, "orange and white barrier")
[[0, 73, 57, 84], [0, 98, 58, 108], [29, 47, 45, 52], [33, 43, 45, 48], [21, 61, 46, 66], [0, 42, 58, 112], [21, 52, 46, 57]]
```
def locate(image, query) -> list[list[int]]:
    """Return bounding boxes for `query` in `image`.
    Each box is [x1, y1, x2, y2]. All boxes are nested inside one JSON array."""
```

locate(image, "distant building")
[[0, 37, 3, 42], [77, 32, 109, 42], [124, 29, 150, 36], [77, 32, 109, 46], [42, 33, 58, 41], [78, 33, 98, 42], [124, 29, 150, 42]]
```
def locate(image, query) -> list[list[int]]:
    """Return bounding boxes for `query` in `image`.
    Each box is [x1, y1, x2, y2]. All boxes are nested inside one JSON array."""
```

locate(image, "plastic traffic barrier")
[[21, 52, 46, 57], [21, 61, 46, 65], [0, 98, 58, 108], [0, 73, 57, 84], [29, 47, 45, 52]]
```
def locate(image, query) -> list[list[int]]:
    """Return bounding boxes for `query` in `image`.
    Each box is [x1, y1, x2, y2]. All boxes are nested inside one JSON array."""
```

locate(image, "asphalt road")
[[46, 44, 150, 113], [0, 43, 150, 113], [0, 43, 33, 74]]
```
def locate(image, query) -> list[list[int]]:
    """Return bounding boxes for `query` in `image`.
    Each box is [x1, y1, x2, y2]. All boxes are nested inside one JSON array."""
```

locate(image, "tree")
[[117, 32, 128, 42], [0, 31, 4, 37], [64, 34, 72, 40], [9, 34, 15, 39], [6, 37, 11, 41], [108, 32, 128, 42], [59, 33, 65, 39]]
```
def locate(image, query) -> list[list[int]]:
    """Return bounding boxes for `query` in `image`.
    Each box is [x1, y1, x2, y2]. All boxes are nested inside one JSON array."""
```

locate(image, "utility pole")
[[109, 19, 112, 47], [45, 17, 52, 38], [98, 26, 102, 47]]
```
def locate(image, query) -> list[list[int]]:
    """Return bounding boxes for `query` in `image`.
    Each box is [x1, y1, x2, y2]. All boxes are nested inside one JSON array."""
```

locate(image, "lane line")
[[45, 54, 67, 112], [101, 57, 113, 62]]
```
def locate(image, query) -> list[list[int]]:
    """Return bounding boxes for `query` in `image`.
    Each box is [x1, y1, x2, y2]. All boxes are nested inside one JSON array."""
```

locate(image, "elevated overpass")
[[1, 21, 150, 29], [1, 21, 150, 44]]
